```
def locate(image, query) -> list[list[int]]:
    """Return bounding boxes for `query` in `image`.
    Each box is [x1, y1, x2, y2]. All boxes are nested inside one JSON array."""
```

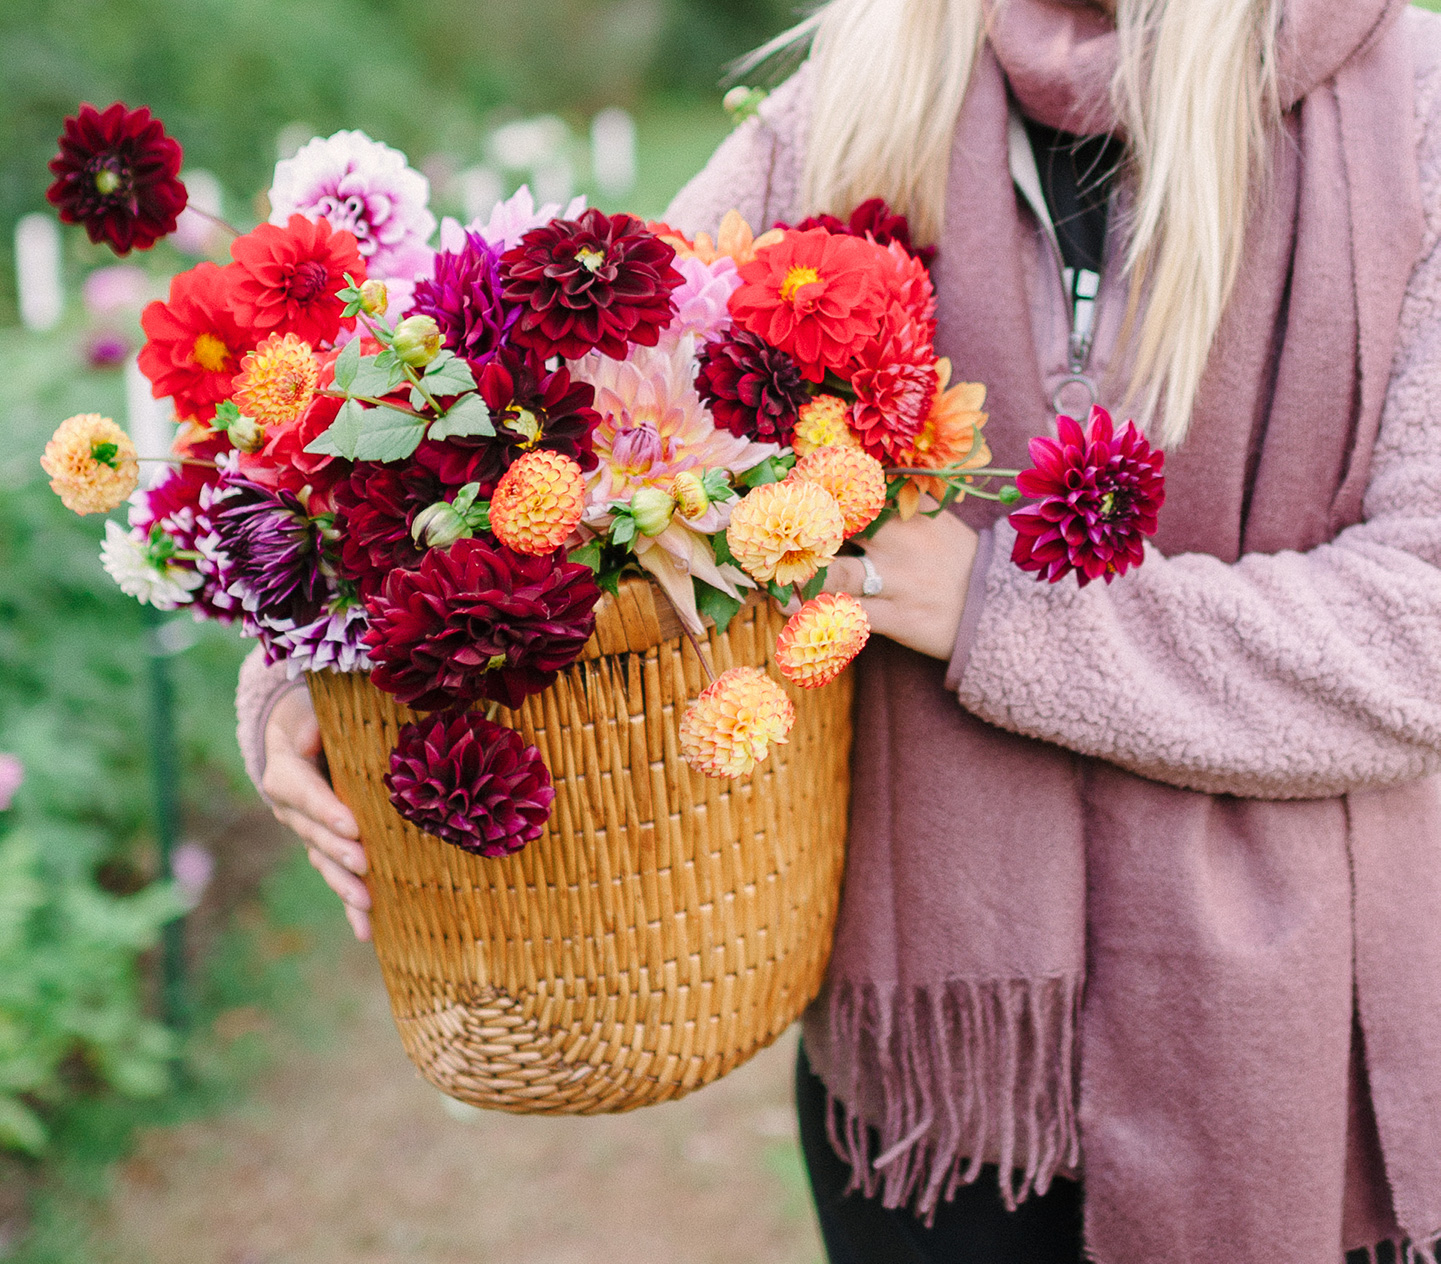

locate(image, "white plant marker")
[[591, 108, 637, 199], [16, 213, 63, 332], [125, 355, 176, 486]]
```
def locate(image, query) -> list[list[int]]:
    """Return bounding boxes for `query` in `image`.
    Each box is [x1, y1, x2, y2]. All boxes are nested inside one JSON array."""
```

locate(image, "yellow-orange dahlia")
[[789, 446, 887, 539], [232, 332, 319, 428], [41, 413, 139, 515], [902, 362, 990, 503], [679, 666, 796, 779], [775, 593, 871, 689], [726, 478, 845, 587], [792, 394, 862, 457], [489, 450, 587, 555]]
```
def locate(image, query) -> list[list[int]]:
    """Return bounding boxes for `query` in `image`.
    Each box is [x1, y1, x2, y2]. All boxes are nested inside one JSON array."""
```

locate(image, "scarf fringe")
[[818, 974, 1083, 1225], [1353, 1234, 1440, 1264]]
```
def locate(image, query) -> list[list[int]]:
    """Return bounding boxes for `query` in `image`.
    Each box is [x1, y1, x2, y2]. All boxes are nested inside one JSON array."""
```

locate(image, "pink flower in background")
[[463, 187, 588, 254], [82, 264, 150, 316], [269, 131, 436, 281], [0, 755, 22, 810], [169, 841, 215, 905]]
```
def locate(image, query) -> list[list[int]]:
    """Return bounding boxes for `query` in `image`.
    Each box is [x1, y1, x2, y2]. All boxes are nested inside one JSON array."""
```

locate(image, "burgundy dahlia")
[[1009, 406, 1166, 587], [789, 198, 936, 266], [209, 473, 329, 624], [332, 458, 448, 599], [47, 102, 187, 254], [501, 209, 682, 360], [410, 230, 519, 367], [386, 710, 554, 856], [363, 535, 601, 711], [419, 349, 600, 494], [695, 330, 810, 445]]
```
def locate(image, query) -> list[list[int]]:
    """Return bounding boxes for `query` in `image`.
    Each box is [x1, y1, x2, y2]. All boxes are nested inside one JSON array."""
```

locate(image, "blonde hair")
[[749, 0, 1282, 447]]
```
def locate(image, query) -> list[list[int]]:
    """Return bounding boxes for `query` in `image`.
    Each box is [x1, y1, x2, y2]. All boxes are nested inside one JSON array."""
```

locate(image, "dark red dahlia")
[[363, 535, 601, 711], [47, 102, 187, 255], [228, 214, 365, 347], [331, 457, 448, 598], [419, 349, 600, 494], [1009, 406, 1166, 587], [138, 262, 255, 423], [696, 330, 810, 445], [501, 209, 682, 360], [385, 710, 554, 856], [410, 230, 519, 367], [789, 198, 936, 266]]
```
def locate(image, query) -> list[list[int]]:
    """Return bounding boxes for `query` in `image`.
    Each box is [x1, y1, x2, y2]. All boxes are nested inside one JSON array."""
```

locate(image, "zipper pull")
[[1068, 268, 1100, 374]]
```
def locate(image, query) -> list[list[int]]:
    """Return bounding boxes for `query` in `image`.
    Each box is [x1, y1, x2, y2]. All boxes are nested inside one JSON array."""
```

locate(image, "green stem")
[[885, 466, 1022, 479], [136, 456, 220, 469], [404, 365, 445, 416], [316, 388, 428, 420]]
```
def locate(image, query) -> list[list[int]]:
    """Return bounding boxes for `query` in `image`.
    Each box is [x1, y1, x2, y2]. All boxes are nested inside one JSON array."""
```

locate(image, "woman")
[[240, 0, 1441, 1258]]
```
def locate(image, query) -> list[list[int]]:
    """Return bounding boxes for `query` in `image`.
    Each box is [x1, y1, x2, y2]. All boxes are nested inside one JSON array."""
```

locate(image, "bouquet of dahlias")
[[42, 103, 1165, 860]]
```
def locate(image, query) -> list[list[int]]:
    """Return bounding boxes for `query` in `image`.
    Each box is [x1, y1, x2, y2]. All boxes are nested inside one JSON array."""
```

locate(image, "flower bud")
[[630, 486, 676, 538], [999, 484, 1023, 506], [393, 315, 442, 368], [359, 279, 389, 317], [411, 500, 471, 549], [227, 414, 266, 454], [671, 470, 710, 522]]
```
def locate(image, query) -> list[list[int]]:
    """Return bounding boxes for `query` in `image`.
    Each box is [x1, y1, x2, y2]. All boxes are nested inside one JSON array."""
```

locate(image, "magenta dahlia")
[[695, 330, 810, 445], [419, 350, 600, 494], [1009, 406, 1166, 587], [409, 230, 519, 366], [208, 473, 329, 625], [363, 535, 601, 711], [47, 103, 187, 254], [385, 710, 554, 856], [501, 209, 682, 360]]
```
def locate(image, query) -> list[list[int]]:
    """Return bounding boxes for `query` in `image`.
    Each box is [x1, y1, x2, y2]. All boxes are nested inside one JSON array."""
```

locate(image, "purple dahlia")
[[209, 473, 329, 624], [695, 329, 809, 445], [362, 534, 601, 711], [409, 230, 519, 367], [419, 349, 600, 494], [1009, 405, 1165, 587], [47, 102, 187, 255], [501, 209, 682, 361], [386, 710, 554, 856]]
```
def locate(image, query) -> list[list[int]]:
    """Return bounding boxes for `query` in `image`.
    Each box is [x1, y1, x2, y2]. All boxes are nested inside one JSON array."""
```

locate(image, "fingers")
[[821, 556, 870, 601], [344, 903, 373, 943], [306, 846, 372, 914]]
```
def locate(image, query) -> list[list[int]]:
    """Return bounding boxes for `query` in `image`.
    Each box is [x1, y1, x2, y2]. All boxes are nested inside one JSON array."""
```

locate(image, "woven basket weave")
[[306, 578, 851, 1114]]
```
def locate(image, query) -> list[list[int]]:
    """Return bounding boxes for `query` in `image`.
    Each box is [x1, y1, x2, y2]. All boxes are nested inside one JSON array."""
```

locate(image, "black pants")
[[795, 1045, 1392, 1264]]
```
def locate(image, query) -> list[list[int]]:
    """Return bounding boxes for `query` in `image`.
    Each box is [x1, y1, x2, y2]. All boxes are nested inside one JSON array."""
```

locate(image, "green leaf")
[[597, 567, 622, 597], [350, 356, 400, 398], [711, 531, 740, 569], [423, 351, 478, 396], [331, 337, 361, 392], [767, 580, 791, 604], [304, 400, 427, 462], [211, 400, 242, 432], [609, 514, 637, 549], [800, 567, 828, 602], [700, 468, 737, 504], [303, 398, 365, 457], [567, 538, 604, 573], [739, 454, 795, 489], [429, 394, 494, 440], [694, 581, 743, 633], [451, 482, 481, 516]]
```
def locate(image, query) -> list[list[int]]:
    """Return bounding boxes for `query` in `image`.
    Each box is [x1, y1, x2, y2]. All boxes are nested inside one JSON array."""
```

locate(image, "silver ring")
[[857, 553, 884, 598]]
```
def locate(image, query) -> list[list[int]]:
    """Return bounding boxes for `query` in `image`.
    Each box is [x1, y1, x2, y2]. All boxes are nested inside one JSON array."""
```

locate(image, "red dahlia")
[[419, 349, 600, 494], [695, 330, 810, 445], [385, 710, 554, 857], [849, 305, 940, 463], [789, 197, 936, 266], [1009, 406, 1166, 587], [363, 535, 601, 711], [501, 209, 682, 360], [47, 102, 187, 255], [228, 214, 365, 347], [138, 262, 256, 423]]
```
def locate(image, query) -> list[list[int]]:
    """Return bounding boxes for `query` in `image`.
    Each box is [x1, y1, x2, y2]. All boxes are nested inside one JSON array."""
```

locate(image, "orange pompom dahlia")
[[792, 394, 862, 457], [233, 332, 319, 428], [726, 478, 845, 587], [489, 450, 587, 555], [41, 413, 140, 515], [789, 446, 886, 539], [775, 593, 871, 689], [902, 363, 991, 501], [679, 667, 796, 779]]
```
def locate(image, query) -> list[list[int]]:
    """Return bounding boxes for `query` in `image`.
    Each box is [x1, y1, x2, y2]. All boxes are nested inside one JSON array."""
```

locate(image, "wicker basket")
[[306, 577, 851, 1114]]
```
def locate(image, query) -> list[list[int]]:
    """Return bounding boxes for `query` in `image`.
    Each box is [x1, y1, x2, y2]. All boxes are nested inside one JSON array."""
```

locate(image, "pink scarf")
[[803, 0, 1432, 1256]]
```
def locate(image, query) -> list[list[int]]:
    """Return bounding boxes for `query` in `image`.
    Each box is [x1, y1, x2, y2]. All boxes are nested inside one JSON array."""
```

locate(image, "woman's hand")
[[823, 507, 979, 661], [261, 688, 372, 941]]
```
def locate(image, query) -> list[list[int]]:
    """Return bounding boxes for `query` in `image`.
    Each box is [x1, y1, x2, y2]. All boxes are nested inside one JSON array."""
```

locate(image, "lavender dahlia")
[[386, 710, 554, 856], [363, 535, 601, 711], [1009, 405, 1166, 587]]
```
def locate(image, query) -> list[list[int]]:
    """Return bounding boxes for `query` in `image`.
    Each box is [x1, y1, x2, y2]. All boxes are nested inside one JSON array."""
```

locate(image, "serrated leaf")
[[349, 355, 396, 398], [712, 531, 740, 569], [409, 385, 429, 411], [694, 581, 743, 633], [610, 516, 637, 548], [212, 400, 242, 431], [303, 397, 366, 457], [568, 538, 604, 572], [423, 351, 478, 396], [739, 454, 795, 489], [331, 337, 361, 392], [349, 410, 429, 462], [429, 394, 494, 440], [800, 567, 828, 602]]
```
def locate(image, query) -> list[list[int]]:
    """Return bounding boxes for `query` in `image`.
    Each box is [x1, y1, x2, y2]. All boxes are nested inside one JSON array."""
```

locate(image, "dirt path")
[[97, 928, 826, 1264]]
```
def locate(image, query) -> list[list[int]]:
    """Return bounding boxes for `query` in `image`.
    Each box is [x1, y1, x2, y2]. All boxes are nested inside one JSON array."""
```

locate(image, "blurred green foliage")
[[0, 0, 795, 323]]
